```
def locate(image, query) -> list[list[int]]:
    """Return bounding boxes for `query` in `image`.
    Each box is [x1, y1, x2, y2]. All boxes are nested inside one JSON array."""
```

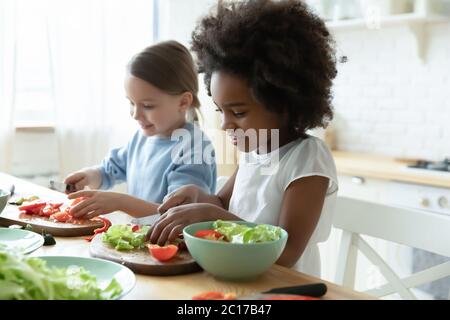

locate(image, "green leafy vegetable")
[[0, 247, 122, 300], [212, 220, 283, 244], [102, 224, 150, 250]]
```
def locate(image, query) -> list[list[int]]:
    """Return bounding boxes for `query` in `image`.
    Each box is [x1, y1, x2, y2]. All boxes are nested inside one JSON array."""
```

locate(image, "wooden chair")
[[333, 196, 450, 299]]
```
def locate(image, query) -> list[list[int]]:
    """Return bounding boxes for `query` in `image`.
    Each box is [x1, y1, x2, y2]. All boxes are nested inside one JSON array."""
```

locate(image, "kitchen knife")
[[49, 180, 76, 193], [238, 283, 327, 300]]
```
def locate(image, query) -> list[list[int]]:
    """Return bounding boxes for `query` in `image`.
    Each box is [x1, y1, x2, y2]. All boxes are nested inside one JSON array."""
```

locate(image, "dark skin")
[[147, 71, 329, 268]]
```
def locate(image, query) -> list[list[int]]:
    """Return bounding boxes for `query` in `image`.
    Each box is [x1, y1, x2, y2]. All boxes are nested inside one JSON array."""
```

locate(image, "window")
[[14, 0, 54, 127]]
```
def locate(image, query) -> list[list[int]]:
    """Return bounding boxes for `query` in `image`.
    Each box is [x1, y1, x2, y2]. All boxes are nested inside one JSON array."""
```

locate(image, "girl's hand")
[[63, 168, 102, 193], [67, 190, 123, 219], [147, 203, 227, 246], [157, 184, 202, 213]]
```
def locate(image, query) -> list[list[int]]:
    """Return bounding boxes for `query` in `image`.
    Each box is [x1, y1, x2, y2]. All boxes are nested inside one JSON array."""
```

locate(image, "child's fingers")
[[149, 214, 175, 244], [156, 221, 180, 246], [69, 198, 95, 217], [74, 178, 89, 192], [158, 195, 187, 213], [67, 190, 95, 200], [84, 209, 103, 220], [167, 225, 185, 242], [64, 172, 85, 185], [71, 203, 98, 218], [145, 212, 168, 241]]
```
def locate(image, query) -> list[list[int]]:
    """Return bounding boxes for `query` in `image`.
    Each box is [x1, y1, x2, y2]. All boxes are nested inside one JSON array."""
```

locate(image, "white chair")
[[333, 196, 450, 299]]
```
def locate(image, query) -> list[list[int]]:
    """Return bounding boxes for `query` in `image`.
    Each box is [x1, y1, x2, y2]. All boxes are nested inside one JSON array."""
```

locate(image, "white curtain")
[[46, 0, 154, 178], [0, 0, 16, 173]]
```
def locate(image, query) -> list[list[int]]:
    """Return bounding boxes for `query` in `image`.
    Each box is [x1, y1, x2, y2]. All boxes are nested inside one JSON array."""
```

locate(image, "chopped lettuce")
[[212, 220, 283, 244], [0, 248, 122, 300], [102, 224, 150, 250]]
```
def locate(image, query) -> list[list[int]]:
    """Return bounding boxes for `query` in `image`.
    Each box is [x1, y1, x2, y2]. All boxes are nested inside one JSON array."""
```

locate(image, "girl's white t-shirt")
[[228, 135, 338, 278]]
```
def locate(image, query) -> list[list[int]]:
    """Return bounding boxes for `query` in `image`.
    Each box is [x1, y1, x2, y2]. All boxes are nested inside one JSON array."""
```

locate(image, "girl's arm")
[[68, 190, 159, 219], [275, 175, 330, 268], [158, 168, 238, 212]]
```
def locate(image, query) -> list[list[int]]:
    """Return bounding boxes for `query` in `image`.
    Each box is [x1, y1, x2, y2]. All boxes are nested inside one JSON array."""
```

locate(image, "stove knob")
[[438, 196, 448, 209], [419, 197, 430, 207]]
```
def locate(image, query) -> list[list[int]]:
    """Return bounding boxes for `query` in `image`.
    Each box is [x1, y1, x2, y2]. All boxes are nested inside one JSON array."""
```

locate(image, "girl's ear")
[[179, 92, 193, 112]]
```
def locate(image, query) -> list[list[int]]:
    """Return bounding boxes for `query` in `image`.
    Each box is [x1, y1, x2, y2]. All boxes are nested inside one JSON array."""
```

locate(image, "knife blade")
[[49, 180, 76, 193]]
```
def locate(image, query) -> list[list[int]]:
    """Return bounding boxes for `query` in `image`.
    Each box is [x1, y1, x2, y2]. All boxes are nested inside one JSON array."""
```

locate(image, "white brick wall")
[[332, 21, 450, 160]]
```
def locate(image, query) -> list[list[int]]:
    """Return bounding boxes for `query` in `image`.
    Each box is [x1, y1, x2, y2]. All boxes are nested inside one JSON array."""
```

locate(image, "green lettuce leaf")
[[102, 224, 150, 250], [212, 220, 282, 244], [0, 248, 122, 300]]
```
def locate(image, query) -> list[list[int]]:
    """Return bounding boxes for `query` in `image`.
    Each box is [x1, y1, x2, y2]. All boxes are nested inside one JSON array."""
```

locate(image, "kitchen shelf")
[[326, 13, 449, 62], [325, 13, 447, 30]]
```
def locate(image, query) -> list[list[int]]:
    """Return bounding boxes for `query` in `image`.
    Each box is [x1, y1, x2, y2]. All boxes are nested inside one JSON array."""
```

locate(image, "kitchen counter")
[[333, 151, 450, 189], [0, 172, 373, 300]]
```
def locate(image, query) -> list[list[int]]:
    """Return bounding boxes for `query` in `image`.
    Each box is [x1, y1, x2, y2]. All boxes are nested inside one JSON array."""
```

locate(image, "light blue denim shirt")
[[97, 122, 216, 208]]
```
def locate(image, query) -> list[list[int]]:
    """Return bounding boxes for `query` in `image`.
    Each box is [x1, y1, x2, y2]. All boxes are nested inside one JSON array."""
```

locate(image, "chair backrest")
[[333, 196, 450, 299]]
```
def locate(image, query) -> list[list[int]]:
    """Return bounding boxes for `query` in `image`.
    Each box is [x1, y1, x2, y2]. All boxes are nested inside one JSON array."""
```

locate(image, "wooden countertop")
[[32, 236, 373, 300], [0, 172, 374, 300], [333, 151, 450, 189]]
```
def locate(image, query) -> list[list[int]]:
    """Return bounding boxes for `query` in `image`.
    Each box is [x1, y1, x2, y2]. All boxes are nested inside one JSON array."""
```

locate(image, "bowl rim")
[[183, 220, 288, 246]]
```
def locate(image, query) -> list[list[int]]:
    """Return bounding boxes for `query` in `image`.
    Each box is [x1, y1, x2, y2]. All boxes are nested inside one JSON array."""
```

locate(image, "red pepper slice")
[[131, 224, 140, 232], [84, 217, 112, 242], [194, 229, 225, 241]]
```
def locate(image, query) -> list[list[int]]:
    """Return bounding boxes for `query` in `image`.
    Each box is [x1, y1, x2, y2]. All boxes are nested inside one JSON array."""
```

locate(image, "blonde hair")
[[127, 40, 201, 122]]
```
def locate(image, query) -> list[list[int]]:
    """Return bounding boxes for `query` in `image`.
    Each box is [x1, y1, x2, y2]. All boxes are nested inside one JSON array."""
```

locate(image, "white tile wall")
[[332, 22, 450, 160]]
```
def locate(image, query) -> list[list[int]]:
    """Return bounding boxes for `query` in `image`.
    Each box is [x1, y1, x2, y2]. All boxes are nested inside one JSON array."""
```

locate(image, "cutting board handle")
[[263, 283, 327, 297]]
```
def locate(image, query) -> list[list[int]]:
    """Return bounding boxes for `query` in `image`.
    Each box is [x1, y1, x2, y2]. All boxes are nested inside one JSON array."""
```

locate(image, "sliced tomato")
[[52, 211, 72, 223], [192, 291, 236, 300], [194, 229, 225, 241], [147, 244, 178, 262], [49, 202, 63, 209], [131, 224, 140, 232], [18, 201, 47, 212], [40, 204, 59, 217]]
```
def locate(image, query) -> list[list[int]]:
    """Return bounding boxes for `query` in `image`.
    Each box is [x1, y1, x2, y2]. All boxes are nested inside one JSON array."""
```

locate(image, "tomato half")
[[147, 244, 178, 261]]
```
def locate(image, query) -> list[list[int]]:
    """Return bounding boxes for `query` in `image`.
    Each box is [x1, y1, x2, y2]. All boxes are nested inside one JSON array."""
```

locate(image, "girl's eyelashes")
[[232, 111, 246, 118], [143, 105, 155, 110], [215, 108, 246, 118]]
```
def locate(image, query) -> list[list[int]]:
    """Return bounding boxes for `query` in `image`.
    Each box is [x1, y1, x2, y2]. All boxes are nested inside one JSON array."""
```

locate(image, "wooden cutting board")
[[0, 205, 103, 237], [89, 234, 202, 276]]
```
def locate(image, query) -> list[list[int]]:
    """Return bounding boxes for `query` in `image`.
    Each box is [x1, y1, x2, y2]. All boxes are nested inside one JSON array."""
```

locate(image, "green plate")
[[37, 256, 136, 299], [0, 227, 44, 254]]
